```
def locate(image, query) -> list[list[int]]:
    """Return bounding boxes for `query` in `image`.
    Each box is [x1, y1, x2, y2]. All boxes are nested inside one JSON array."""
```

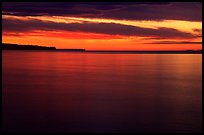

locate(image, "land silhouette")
[[2, 43, 56, 50], [1, 43, 202, 54]]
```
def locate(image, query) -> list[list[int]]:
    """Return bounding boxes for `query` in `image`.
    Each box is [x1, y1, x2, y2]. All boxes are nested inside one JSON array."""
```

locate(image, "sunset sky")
[[2, 2, 202, 50]]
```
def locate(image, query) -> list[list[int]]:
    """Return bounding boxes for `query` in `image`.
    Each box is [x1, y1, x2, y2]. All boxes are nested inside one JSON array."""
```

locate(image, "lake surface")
[[2, 50, 202, 133]]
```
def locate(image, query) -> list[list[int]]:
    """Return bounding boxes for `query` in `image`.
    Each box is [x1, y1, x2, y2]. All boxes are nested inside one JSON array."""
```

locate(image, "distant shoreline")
[[2, 43, 56, 50], [1, 43, 202, 54]]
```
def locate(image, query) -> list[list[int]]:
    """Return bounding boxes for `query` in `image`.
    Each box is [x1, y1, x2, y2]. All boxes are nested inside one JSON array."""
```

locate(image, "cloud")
[[2, 2, 202, 21], [145, 41, 202, 44], [2, 18, 197, 39], [193, 29, 202, 32]]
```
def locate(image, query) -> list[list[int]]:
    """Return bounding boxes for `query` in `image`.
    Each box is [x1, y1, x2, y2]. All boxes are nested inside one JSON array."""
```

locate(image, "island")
[[2, 43, 56, 50], [1, 43, 86, 51]]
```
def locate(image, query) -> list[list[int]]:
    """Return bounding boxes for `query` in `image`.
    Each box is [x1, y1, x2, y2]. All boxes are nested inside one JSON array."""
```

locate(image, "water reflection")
[[2, 51, 202, 133]]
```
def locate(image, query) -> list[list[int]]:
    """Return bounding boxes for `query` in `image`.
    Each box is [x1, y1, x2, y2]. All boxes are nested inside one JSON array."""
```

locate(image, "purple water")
[[2, 50, 202, 133]]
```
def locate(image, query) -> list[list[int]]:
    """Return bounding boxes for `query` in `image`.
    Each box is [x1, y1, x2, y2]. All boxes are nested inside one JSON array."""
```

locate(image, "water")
[[2, 50, 202, 133]]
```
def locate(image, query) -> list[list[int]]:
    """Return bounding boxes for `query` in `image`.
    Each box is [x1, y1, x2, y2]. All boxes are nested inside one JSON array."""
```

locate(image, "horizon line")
[[2, 42, 202, 52]]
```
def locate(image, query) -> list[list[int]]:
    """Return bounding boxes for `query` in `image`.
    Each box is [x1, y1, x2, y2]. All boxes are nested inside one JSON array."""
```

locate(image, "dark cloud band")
[[2, 2, 202, 21], [2, 18, 197, 39]]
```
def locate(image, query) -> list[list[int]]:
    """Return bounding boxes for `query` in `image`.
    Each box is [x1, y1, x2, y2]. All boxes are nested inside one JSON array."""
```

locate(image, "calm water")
[[2, 50, 202, 133]]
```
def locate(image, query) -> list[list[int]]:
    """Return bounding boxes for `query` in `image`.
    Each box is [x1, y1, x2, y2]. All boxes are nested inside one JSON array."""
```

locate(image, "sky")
[[2, 2, 202, 50]]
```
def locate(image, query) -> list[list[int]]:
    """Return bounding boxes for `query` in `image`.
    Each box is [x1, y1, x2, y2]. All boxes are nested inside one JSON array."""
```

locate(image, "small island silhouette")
[[1, 43, 202, 54], [2, 43, 56, 50], [1, 43, 85, 51]]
